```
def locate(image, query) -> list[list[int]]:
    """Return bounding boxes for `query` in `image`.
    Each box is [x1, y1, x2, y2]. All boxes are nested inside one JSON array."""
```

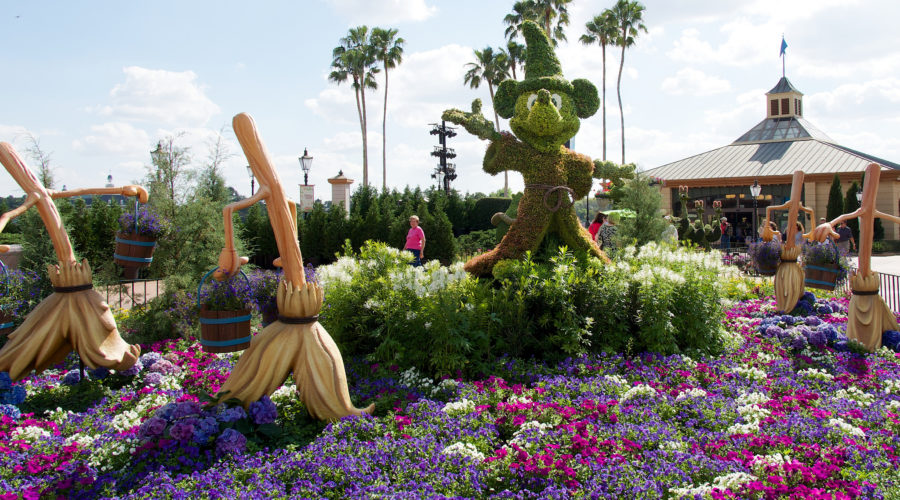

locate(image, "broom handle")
[[232, 113, 305, 285]]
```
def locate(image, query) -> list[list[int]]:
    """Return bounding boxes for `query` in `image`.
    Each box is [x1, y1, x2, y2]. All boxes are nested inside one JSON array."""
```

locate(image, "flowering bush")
[[0, 372, 25, 419], [0, 268, 44, 330], [118, 207, 168, 239]]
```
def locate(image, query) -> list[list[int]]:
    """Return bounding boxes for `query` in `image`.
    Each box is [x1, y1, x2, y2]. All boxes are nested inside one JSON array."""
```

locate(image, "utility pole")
[[429, 121, 457, 193]]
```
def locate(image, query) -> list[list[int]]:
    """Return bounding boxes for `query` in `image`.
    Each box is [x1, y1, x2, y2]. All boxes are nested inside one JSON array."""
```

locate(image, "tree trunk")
[[601, 44, 607, 162], [353, 77, 365, 183], [360, 81, 369, 187], [382, 67, 389, 190], [617, 42, 626, 165]]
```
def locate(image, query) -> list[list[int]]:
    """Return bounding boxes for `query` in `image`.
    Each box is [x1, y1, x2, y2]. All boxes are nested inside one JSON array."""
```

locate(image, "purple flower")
[[215, 428, 246, 456], [764, 325, 784, 339], [0, 404, 20, 419], [807, 329, 827, 349], [883, 330, 900, 352], [90, 367, 110, 380], [139, 352, 162, 370], [144, 372, 165, 386], [804, 316, 821, 327], [138, 416, 167, 440], [816, 303, 834, 315], [119, 207, 167, 238], [169, 418, 198, 441], [147, 359, 181, 376], [61, 370, 82, 386], [172, 401, 201, 419], [216, 406, 247, 423], [248, 395, 277, 425], [0, 372, 11, 391], [193, 416, 219, 445], [791, 335, 808, 351], [118, 360, 143, 377], [155, 403, 178, 421]]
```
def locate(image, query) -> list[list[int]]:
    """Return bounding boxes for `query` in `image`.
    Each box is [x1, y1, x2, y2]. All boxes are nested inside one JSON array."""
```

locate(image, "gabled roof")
[[644, 139, 900, 184], [768, 76, 803, 95]]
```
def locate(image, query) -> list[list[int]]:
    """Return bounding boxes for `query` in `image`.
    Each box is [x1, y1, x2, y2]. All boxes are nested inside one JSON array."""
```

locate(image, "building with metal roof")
[[645, 76, 900, 239]]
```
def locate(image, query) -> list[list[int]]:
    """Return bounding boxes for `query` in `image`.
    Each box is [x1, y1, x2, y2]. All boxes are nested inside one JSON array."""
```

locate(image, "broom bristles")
[[0, 260, 139, 381], [216, 279, 373, 420], [847, 271, 898, 351]]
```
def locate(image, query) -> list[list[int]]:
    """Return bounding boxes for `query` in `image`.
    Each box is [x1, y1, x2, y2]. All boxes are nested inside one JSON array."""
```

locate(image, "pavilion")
[[645, 76, 900, 239]]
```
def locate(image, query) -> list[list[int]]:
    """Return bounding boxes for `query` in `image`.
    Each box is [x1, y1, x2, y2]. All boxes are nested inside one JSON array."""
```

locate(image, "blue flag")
[[780, 37, 788, 56]]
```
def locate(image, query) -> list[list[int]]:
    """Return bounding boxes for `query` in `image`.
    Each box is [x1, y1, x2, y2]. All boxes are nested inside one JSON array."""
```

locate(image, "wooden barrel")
[[0, 307, 14, 336], [804, 263, 841, 291], [198, 307, 252, 353], [114, 231, 157, 278]]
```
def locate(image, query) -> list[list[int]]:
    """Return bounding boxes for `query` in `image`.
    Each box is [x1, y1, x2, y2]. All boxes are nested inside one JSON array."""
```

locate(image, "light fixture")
[[299, 148, 313, 186]]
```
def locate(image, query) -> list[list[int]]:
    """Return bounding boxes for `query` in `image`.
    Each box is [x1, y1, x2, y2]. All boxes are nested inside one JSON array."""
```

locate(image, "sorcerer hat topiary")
[[494, 20, 599, 119]]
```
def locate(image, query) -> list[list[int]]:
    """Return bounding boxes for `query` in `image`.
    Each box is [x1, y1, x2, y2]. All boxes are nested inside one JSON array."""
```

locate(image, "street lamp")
[[750, 180, 762, 241], [245, 165, 255, 196], [856, 190, 862, 203], [299, 148, 313, 186]]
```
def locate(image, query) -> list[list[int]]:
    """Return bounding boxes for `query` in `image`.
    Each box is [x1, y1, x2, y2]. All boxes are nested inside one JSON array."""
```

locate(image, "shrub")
[[318, 241, 731, 378], [469, 197, 512, 232], [121, 290, 198, 344]]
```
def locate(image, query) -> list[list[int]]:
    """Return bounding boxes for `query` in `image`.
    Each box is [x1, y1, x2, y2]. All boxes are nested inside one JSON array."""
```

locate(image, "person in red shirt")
[[588, 212, 605, 242], [404, 215, 426, 266]]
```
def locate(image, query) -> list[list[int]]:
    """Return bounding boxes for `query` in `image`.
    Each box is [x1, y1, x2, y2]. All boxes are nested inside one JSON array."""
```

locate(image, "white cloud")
[[326, 0, 437, 24], [97, 66, 220, 126], [661, 68, 731, 96], [72, 122, 149, 155]]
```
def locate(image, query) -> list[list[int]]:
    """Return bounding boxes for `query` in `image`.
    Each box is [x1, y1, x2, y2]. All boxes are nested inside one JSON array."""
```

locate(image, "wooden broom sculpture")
[[811, 162, 898, 351], [761, 170, 815, 312], [0, 142, 142, 381], [213, 113, 373, 420]]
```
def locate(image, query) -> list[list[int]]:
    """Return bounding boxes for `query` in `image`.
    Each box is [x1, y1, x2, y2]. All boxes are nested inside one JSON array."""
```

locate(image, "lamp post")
[[299, 148, 313, 186], [750, 180, 761, 241], [245, 165, 255, 196]]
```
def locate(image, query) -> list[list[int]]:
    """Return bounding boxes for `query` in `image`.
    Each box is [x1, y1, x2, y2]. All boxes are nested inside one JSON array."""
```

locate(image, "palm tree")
[[464, 46, 511, 195], [371, 27, 405, 190], [506, 40, 526, 80], [610, 0, 647, 165], [503, 0, 571, 47], [579, 10, 618, 162], [329, 26, 379, 186]]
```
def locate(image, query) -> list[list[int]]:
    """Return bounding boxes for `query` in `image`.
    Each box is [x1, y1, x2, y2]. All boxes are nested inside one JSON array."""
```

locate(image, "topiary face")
[[509, 88, 580, 153]]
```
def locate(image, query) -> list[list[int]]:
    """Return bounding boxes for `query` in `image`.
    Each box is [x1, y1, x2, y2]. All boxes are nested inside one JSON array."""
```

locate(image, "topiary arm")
[[567, 152, 594, 198], [441, 99, 501, 142], [483, 132, 528, 175]]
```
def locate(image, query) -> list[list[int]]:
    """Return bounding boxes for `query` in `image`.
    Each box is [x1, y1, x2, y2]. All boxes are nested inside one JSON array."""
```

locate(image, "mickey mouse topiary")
[[443, 21, 632, 276]]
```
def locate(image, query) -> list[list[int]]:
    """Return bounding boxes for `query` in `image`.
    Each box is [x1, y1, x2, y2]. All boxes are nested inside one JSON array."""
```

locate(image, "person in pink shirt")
[[404, 215, 426, 266]]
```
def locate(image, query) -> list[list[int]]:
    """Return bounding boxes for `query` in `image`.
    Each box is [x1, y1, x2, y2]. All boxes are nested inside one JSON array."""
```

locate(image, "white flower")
[[11, 426, 50, 442], [733, 366, 767, 381], [271, 383, 297, 403], [441, 442, 484, 461], [828, 417, 865, 437], [442, 399, 475, 416], [834, 386, 875, 406], [712, 472, 758, 490], [883, 379, 900, 395], [799, 368, 834, 382], [736, 392, 770, 407], [110, 410, 141, 432], [676, 388, 707, 402], [66, 433, 96, 448], [727, 421, 761, 435], [621, 384, 658, 401]]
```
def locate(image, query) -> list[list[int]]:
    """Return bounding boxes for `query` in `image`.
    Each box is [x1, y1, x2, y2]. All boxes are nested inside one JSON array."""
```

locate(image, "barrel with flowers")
[[197, 269, 254, 353], [802, 241, 849, 291], [114, 207, 166, 280]]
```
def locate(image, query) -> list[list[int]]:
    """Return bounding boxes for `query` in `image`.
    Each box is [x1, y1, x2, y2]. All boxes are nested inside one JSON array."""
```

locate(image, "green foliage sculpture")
[[444, 20, 631, 276], [676, 192, 722, 251]]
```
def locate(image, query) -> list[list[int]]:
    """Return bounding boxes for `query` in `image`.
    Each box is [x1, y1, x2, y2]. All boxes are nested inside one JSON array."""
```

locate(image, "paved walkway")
[[852, 254, 900, 276]]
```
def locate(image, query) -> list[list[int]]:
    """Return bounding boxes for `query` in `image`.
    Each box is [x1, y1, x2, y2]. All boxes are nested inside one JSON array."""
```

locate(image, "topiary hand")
[[442, 99, 500, 141]]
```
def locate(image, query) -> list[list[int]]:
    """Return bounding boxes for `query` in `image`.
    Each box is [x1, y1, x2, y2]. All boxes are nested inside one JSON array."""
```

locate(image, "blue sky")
[[2, 0, 899, 200]]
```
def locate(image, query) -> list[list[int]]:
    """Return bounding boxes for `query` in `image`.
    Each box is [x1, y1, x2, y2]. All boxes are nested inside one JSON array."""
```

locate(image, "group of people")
[[762, 217, 857, 254]]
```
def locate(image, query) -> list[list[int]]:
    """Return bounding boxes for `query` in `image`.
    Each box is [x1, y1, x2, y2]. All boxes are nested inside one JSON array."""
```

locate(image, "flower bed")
[[1, 288, 899, 497]]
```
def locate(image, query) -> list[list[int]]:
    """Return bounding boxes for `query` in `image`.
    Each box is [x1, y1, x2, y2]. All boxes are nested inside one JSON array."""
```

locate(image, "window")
[[781, 98, 789, 115], [770, 99, 779, 116], [795, 99, 802, 116]]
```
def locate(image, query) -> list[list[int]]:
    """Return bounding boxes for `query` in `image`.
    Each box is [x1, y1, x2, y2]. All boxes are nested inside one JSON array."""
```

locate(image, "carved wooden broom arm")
[[51, 185, 149, 203], [213, 189, 267, 280]]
